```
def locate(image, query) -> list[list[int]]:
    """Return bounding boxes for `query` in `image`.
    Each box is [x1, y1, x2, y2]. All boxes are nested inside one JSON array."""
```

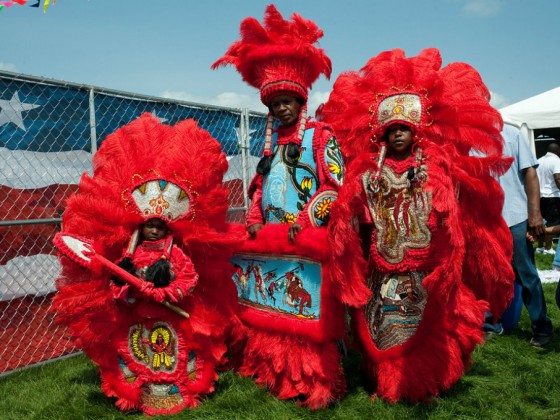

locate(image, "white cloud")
[[160, 90, 267, 113], [463, 0, 502, 17], [0, 63, 18, 72], [307, 91, 331, 117], [490, 91, 510, 109]]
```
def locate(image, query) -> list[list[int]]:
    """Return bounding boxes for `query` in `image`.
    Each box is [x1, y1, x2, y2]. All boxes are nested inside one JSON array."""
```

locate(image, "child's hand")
[[162, 286, 185, 303], [288, 222, 303, 244], [138, 282, 167, 303]]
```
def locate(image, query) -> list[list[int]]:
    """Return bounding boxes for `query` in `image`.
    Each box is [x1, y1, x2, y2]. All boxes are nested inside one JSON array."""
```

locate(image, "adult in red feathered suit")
[[51, 113, 242, 415], [318, 48, 515, 402], [212, 5, 369, 408]]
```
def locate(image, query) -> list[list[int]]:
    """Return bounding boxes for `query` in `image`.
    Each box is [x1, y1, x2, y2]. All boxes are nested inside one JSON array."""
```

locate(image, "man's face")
[[269, 94, 302, 127], [142, 218, 169, 241]]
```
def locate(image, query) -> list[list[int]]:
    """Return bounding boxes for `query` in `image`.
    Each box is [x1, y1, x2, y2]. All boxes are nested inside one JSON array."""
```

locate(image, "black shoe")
[[529, 333, 553, 347]]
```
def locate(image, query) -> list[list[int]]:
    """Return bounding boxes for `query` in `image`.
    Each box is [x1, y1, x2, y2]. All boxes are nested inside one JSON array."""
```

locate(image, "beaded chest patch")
[[362, 163, 431, 264], [262, 128, 318, 224], [324, 136, 344, 185]]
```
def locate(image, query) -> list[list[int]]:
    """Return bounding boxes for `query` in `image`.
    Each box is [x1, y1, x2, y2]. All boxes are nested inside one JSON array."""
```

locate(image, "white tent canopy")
[[500, 87, 560, 153]]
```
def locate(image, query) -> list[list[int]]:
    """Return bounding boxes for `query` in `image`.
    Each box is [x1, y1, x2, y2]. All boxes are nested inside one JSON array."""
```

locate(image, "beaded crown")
[[125, 176, 195, 222]]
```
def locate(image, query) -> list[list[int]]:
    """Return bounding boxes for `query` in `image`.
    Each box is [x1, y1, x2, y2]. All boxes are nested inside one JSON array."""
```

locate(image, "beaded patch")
[[364, 270, 427, 350], [378, 93, 422, 127], [231, 253, 322, 319], [131, 180, 190, 221], [324, 136, 344, 184], [362, 163, 431, 264], [129, 322, 178, 372], [307, 190, 337, 227]]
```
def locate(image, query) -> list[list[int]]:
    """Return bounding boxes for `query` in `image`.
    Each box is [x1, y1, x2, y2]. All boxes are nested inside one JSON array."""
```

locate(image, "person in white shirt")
[[535, 143, 560, 254]]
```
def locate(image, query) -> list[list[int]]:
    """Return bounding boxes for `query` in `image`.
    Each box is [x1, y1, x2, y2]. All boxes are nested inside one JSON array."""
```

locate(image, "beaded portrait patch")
[[231, 253, 322, 319], [128, 322, 179, 372]]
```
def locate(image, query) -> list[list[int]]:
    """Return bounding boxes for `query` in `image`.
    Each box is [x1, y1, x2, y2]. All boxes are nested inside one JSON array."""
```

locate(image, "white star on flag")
[[234, 126, 256, 146], [0, 91, 40, 131]]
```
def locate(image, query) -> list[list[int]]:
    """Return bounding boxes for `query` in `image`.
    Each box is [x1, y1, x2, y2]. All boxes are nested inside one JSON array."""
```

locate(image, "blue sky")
[[2, 0, 559, 114]]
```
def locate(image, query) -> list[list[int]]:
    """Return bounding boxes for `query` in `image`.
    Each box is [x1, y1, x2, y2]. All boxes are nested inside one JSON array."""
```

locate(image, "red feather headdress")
[[212, 4, 332, 156], [212, 4, 331, 106], [61, 113, 232, 258], [319, 48, 505, 165]]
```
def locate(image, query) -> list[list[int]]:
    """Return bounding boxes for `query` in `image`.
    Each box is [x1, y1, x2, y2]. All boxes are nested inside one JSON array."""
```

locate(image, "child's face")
[[142, 218, 169, 241], [386, 123, 414, 160]]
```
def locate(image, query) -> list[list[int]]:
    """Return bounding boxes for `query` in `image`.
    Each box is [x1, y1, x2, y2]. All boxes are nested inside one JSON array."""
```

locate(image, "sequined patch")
[[364, 270, 427, 350], [324, 136, 344, 185], [231, 253, 322, 320], [262, 129, 318, 224], [378, 93, 422, 127], [129, 322, 178, 372], [131, 180, 190, 221]]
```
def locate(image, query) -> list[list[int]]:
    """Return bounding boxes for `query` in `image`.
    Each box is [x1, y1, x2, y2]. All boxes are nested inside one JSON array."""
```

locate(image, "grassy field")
[[1, 256, 558, 419]]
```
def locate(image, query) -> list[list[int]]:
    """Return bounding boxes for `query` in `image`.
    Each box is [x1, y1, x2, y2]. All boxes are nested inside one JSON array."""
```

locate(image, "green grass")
[[1, 258, 558, 420], [535, 241, 557, 271]]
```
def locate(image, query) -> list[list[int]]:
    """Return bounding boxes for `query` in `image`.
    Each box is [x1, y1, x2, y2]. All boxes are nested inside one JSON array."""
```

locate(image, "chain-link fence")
[[0, 70, 267, 376]]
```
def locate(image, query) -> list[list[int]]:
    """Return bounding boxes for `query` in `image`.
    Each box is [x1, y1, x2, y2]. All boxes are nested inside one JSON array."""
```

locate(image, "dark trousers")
[[510, 220, 553, 335]]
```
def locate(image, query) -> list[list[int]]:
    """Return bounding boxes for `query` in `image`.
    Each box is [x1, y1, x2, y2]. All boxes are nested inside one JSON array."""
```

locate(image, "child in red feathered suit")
[[52, 113, 242, 416], [319, 48, 515, 402]]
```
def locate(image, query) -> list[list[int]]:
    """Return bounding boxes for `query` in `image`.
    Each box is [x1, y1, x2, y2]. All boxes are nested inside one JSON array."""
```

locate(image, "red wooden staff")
[[53, 232, 190, 319]]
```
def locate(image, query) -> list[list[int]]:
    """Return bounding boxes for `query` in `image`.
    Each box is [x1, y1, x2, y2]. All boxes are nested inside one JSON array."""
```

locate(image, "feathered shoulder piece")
[[211, 4, 331, 105], [318, 48, 504, 164]]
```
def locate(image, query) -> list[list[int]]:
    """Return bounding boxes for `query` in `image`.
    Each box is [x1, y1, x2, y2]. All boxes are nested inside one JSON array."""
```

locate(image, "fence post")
[[89, 87, 97, 154], [241, 108, 251, 211]]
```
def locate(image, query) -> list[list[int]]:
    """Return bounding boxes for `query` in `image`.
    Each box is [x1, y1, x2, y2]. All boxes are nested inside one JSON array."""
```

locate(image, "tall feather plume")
[[212, 4, 331, 104]]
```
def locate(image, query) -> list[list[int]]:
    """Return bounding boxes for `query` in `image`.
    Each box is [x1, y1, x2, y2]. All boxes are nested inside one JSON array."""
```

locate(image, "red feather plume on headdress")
[[62, 113, 233, 254], [319, 48, 505, 167], [211, 4, 332, 105]]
